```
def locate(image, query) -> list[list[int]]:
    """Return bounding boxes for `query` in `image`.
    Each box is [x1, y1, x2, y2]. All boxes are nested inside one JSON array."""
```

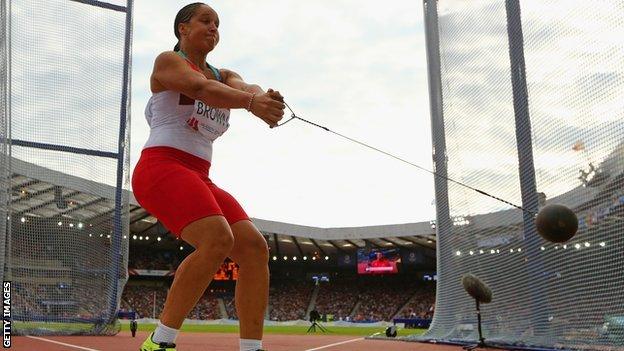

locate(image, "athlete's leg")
[[228, 219, 270, 340], [160, 215, 234, 328]]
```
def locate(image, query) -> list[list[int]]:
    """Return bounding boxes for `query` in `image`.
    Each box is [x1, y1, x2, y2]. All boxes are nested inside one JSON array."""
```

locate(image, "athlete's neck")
[[178, 47, 208, 71]]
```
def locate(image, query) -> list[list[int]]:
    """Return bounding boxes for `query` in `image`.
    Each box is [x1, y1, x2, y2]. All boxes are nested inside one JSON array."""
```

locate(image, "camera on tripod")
[[309, 310, 321, 323], [307, 310, 327, 333]]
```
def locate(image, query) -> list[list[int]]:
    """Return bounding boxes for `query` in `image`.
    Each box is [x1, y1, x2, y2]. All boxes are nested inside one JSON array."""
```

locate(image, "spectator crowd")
[[121, 278, 435, 322]]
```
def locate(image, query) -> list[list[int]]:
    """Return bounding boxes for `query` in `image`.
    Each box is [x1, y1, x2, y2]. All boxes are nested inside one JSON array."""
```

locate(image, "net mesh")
[[1, 0, 9, 288], [3, 0, 132, 335], [410, 0, 624, 349]]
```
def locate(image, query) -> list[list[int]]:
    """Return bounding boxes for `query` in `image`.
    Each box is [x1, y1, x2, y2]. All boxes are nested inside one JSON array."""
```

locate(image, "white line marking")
[[26, 336, 102, 351], [304, 337, 364, 351]]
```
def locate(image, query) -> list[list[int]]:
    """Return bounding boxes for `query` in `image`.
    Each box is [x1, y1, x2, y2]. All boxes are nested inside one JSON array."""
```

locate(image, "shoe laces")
[[157, 341, 176, 349]]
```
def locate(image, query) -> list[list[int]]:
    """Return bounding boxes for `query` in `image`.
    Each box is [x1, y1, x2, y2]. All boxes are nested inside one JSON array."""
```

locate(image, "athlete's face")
[[179, 5, 220, 53]]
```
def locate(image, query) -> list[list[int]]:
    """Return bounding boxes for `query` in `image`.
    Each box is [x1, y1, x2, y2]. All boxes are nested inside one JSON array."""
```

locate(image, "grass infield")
[[15, 321, 426, 337], [120, 323, 427, 337]]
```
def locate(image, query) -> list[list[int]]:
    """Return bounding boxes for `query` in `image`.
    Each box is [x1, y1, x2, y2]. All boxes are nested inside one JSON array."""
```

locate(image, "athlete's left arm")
[[220, 69, 265, 95]]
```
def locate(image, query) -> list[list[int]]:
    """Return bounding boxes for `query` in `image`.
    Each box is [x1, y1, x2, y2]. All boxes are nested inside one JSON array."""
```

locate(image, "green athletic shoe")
[[139, 332, 176, 351]]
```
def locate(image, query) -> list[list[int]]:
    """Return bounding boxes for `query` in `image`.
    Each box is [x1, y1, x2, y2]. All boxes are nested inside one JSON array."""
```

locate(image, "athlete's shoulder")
[[218, 68, 240, 82], [155, 51, 184, 64], [219, 67, 232, 74], [158, 50, 181, 57]]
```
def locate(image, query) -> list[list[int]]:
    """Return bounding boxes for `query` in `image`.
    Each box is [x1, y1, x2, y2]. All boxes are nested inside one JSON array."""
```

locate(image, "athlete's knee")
[[182, 216, 235, 256], [248, 237, 269, 262], [200, 231, 234, 258], [234, 236, 269, 266]]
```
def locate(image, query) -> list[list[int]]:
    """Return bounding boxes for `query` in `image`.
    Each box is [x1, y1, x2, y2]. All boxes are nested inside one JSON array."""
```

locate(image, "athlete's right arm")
[[152, 52, 251, 109], [152, 52, 284, 125]]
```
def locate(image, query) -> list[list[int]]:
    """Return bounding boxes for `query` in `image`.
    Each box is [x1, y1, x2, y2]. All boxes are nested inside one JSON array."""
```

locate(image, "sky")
[[130, 1, 437, 228], [8, 1, 622, 228], [432, 1, 624, 217], [131, 0, 624, 227]]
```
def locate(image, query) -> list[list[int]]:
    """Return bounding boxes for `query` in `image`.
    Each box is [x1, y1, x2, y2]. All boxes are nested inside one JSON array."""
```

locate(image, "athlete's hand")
[[267, 88, 284, 103], [265, 89, 285, 128], [250, 89, 285, 128]]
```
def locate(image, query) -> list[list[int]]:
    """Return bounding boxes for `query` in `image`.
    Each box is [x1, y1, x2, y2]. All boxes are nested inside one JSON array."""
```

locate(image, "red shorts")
[[131, 146, 249, 237]]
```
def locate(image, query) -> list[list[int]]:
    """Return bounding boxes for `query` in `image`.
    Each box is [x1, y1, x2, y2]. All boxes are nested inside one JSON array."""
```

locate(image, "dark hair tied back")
[[173, 2, 206, 51]]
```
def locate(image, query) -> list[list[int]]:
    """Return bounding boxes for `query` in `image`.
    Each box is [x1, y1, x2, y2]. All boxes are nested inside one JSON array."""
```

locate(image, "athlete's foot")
[[139, 332, 177, 351]]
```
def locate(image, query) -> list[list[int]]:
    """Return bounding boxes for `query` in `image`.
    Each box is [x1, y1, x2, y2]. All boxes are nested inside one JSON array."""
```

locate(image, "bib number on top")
[[186, 100, 230, 141]]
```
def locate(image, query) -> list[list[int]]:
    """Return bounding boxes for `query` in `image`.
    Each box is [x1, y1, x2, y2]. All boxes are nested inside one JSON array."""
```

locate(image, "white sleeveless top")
[[143, 89, 231, 162]]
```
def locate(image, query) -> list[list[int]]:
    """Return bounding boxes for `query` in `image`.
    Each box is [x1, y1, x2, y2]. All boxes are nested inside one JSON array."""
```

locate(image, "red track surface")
[[11, 331, 500, 351]]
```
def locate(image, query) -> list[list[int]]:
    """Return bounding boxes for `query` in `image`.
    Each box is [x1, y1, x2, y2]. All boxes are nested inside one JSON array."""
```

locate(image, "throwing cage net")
[[1, 0, 133, 335], [407, 0, 624, 350]]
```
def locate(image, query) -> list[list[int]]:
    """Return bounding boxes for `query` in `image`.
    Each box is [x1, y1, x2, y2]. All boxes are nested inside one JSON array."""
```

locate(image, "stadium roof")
[[8, 156, 437, 256], [8, 140, 624, 256]]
